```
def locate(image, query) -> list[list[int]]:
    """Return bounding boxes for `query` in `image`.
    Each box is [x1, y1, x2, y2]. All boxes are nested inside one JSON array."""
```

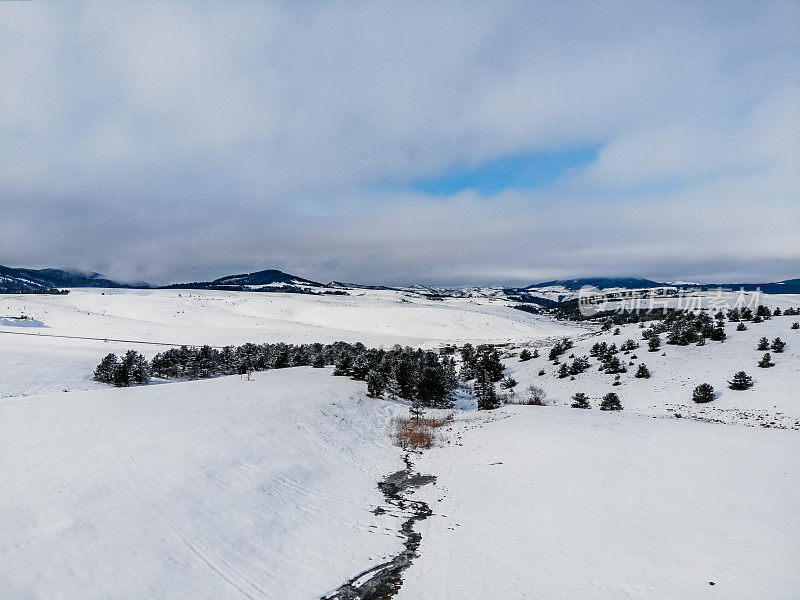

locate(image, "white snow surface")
[[0, 368, 406, 600], [0, 288, 582, 398], [503, 314, 800, 428], [1, 288, 799, 599], [399, 406, 800, 599]]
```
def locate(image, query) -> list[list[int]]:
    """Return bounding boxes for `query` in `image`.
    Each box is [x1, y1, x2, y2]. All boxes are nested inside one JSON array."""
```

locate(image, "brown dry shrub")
[[390, 413, 453, 449]]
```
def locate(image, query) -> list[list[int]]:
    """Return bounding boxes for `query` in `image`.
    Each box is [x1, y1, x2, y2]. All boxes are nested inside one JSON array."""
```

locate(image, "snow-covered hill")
[[0, 368, 407, 600], [0, 288, 584, 398], [503, 313, 800, 428], [1, 287, 798, 599]]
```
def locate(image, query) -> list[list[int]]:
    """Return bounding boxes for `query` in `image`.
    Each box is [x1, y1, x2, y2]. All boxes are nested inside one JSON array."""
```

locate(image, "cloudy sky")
[[1, 1, 798, 286]]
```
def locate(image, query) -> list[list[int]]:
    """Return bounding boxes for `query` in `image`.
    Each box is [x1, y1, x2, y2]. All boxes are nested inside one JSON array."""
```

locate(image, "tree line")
[[94, 341, 510, 410]]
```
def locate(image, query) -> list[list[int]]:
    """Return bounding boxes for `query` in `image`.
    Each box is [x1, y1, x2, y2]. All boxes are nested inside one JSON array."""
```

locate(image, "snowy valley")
[[1, 286, 799, 599]]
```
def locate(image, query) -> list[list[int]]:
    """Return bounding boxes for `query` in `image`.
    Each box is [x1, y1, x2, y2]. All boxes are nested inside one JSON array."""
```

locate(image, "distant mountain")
[[715, 278, 800, 294], [211, 269, 322, 287], [0, 264, 142, 293], [527, 278, 664, 291], [526, 276, 800, 294], [162, 269, 349, 295]]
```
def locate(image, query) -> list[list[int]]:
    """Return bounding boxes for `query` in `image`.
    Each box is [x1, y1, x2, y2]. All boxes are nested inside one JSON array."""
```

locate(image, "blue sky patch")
[[408, 146, 599, 196]]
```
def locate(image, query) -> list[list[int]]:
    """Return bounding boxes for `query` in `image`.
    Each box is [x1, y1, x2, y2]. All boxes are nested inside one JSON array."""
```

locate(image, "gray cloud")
[[0, 1, 798, 285]]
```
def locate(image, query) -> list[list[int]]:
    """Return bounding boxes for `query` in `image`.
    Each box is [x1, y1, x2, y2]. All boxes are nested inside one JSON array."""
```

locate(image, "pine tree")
[[500, 376, 517, 389], [571, 392, 590, 409], [409, 399, 424, 421], [757, 337, 770, 351], [312, 353, 326, 368], [728, 371, 754, 390], [692, 383, 715, 403], [599, 392, 622, 411], [648, 336, 661, 352], [710, 320, 726, 341], [475, 370, 499, 410], [558, 363, 570, 378], [93, 353, 119, 384], [532, 349, 540, 359], [792, 322, 799, 329], [736, 322, 747, 331], [635, 363, 650, 378], [366, 370, 386, 397], [757, 353, 774, 368], [333, 353, 353, 376], [771, 338, 786, 353], [519, 349, 532, 362]]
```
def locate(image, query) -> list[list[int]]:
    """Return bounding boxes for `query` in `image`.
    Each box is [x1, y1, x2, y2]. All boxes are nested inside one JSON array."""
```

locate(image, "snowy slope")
[[0, 288, 582, 348], [0, 288, 584, 398], [0, 368, 407, 600], [503, 313, 800, 428], [399, 406, 800, 600]]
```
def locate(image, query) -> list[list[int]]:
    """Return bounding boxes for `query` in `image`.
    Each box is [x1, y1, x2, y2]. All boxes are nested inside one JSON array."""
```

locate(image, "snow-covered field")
[[401, 406, 800, 600], [0, 288, 582, 398], [0, 287, 581, 348], [0, 368, 407, 600], [1, 288, 798, 599]]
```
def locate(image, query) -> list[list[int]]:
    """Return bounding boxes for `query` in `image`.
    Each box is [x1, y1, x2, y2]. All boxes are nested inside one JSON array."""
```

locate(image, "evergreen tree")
[[570, 392, 590, 409], [475, 345, 504, 382], [532, 349, 540, 359], [728, 371, 754, 390], [459, 343, 477, 380], [773, 307, 782, 316], [366, 370, 386, 397], [350, 353, 372, 380], [599, 392, 622, 411], [333, 353, 353, 376], [736, 322, 747, 331], [757, 337, 770, 351], [417, 360, 451, 408], [475, 370, 499, 410], [692, 383, 715, 403], [519, 349, 532, 362], [710, 321, 726, 341], [635, 363, 651, 378], [312, 353, 326, 368], [93, 353, 119, 384], [757, 353, 774, 368], [558, 363, 570, 378], [500, 376, 517, 389], [191, 345, 219, 379], [409, 399, 424, 421], [791, 322, 799, 329], [771, 338, 786, 353], [648, 336, 661, 352], [123, 350, 150, 385]]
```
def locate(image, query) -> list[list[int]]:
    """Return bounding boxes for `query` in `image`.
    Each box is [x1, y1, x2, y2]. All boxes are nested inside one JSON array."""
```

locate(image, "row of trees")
[[96, 341, 464, 409], [692, 371, 757, 403], [570, 391, 622, 411]]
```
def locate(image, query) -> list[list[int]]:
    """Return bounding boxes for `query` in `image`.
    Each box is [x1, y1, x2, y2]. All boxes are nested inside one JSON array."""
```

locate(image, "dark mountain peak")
[[211, 269, 322, 287], [0, 264, 143, 292]]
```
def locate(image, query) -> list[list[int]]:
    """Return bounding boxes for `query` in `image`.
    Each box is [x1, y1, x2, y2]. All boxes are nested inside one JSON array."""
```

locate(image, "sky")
[[0, 1, 799, 286]]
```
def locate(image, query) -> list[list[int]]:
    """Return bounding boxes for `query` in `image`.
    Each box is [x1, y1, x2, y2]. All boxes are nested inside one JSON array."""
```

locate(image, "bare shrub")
[[524, 384, 548, 405], [390, 414, 453, 449]]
